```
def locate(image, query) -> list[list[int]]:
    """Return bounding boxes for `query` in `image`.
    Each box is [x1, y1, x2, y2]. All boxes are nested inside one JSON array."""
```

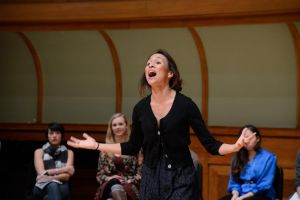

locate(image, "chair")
[[195, 162, 203, 200], [273, 165, 284, 200], [190, 149, 203, 200]]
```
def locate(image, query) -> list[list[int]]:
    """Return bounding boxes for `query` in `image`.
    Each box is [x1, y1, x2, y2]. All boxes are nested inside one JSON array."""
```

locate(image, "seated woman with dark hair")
[[33, 122, 74, 200], [219, 125, 277, 200]]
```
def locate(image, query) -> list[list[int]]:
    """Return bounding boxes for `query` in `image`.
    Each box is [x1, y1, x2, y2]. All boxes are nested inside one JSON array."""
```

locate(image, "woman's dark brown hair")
[[46, 122, 65, 138], [139, 49, 183, 96], [231, 124, 262, 182]]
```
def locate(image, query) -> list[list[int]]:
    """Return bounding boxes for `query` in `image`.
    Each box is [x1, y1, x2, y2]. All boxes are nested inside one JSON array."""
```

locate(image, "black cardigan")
[[121, 92, 223, 169]]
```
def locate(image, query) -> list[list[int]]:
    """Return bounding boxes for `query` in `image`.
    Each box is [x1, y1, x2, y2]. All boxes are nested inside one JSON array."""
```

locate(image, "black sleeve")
[[121, 104, 143, 156], [187, 98, 223, 155]]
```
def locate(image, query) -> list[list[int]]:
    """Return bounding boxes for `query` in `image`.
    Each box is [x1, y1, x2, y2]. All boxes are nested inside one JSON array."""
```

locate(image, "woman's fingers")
[[241, 128, 248, 137], [83, 132, 95, 141], [67, 132, 97, 150], [244, 132, 256, 143], [69, 136, 80, 143], [67, 139, 78, 148]]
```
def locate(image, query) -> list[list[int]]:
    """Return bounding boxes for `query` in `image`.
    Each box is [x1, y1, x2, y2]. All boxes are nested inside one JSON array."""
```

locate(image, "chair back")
[[273, 165, 283, 200], [195, 163, 203, 200]]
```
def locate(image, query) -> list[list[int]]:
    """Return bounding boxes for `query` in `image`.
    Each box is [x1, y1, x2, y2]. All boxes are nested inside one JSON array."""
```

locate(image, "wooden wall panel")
[[209, 165, 230, 200]]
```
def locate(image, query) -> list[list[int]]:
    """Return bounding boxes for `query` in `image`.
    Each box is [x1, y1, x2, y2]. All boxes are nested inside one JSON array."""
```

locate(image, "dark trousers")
[[33, 182, 70, 200]]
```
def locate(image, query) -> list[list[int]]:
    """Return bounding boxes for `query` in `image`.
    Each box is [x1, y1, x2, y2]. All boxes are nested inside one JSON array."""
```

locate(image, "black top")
[[121, 92, 223, 169]]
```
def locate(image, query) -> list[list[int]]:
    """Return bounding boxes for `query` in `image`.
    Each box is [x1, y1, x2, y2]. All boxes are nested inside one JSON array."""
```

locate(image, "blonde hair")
[[105, 113, 131, 144]]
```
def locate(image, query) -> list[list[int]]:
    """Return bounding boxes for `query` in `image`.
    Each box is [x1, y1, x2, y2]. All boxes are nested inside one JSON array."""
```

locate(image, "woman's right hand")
[[231, 190, 239, 200], [67, 133, 98, 150]]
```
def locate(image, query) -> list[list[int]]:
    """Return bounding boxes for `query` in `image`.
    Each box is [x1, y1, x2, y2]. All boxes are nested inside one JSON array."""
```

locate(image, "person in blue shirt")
[[220, 125, 277, 200]]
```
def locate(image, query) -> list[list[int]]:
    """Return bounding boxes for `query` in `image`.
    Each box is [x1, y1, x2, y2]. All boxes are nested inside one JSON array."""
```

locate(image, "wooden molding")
[[17, 32, 43, 123], [0, 0, 299, 22], [0, 123, 107, 141], [1, 123, 300, 140], [99, 31, 122, 113], [287, 23, 300, 128], [188, 27, 209, 124], [0, 0, 300, 30]]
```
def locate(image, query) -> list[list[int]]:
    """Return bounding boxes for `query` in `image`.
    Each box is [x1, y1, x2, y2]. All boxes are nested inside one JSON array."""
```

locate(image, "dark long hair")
[[231, 124, 262, 181], [139, 49, 183, 96]]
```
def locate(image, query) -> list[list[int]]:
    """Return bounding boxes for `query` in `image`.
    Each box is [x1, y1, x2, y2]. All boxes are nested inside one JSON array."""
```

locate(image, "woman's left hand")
[[234, 128, 256, 151], [234, 128, 247, 151]]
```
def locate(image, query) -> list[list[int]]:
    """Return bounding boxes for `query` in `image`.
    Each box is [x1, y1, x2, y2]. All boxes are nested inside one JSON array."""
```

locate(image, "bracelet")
[[42, 170, 49, 176], [95, 142, 100, 150]]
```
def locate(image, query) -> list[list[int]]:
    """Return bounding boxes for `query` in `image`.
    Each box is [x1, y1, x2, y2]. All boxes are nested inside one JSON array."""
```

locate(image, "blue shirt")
[[228, 149, 277, 199]]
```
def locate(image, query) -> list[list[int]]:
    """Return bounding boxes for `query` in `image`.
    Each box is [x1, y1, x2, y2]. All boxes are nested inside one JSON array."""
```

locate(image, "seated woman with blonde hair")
[[95, 113, 143, 200]]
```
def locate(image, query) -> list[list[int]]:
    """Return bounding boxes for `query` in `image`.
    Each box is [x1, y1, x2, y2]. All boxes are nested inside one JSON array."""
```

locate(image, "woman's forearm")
[[218, 143, 239, 155], [68, 133, 122, 154], [98, 143, 122, 154]]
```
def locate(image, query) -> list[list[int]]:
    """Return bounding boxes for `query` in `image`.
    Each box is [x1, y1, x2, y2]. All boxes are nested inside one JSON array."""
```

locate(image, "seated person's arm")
[[48, 149, 74, 182], [297, 186, 300, 195], [251, 155, 277, 194], [228, 174, 241, 197], [35, 149, 75, 183], [231, 190, 239, 199], [34, 148, 46, 175], [238, 192, 254, 200]]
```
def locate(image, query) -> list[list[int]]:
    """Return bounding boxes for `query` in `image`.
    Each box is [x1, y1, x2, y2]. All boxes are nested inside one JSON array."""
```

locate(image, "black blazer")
[[121, 92, 223, 169]]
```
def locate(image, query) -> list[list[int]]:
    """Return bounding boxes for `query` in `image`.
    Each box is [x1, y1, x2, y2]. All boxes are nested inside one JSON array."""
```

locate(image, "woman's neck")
[[248, 150, 256, 161], [151, 87, 175, 103], [114, 135, 127, 143]]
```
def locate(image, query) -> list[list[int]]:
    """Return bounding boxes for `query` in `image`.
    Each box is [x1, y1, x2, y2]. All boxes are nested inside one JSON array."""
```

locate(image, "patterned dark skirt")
[[139, 156, 197, 200]]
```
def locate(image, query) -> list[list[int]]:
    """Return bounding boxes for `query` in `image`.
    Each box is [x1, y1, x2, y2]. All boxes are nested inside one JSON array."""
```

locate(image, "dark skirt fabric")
[[139, 156, 197, 200]]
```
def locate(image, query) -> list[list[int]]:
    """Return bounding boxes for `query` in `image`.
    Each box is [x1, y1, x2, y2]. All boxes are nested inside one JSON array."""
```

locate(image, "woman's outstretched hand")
[[67, 133, 98, 150]]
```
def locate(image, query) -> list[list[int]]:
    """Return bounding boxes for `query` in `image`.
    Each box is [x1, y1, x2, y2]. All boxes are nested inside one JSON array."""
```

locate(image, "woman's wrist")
[[95, 142, 100, 150], [42, 170, 49, 176], [232, 190, 239, 196], [297, 186, 300, 194]]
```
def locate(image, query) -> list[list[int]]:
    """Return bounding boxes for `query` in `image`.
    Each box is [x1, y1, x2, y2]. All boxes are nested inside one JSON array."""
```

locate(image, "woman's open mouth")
[[148, 71, 157, 77]]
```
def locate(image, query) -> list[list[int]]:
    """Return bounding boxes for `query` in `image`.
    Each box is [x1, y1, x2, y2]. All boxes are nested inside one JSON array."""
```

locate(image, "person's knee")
[[111, 184, 125, 192], [46, 182, 60, 193]]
